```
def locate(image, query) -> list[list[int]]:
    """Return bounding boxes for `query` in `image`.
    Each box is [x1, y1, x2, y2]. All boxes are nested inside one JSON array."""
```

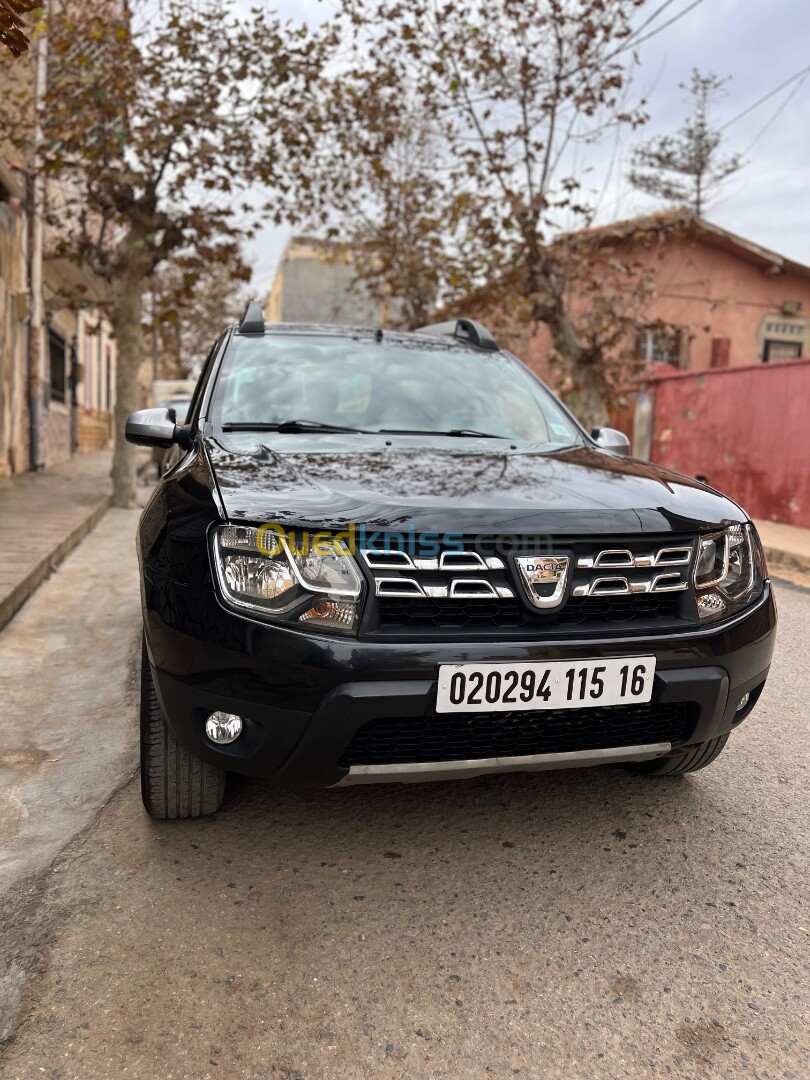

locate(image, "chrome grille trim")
[[439, 551, 487, 570], [364, 551, 414, 570], [376, 577, 514, 600], [448, 578, 499, 599], [577, 544, 693, 570], [573, 572, 689, 598], [364, 538, 695, 630], [654, 546, 693, 566], [363, 550, 506, 572], [650, 572, 689, 592], [376, 577, 424, 597]]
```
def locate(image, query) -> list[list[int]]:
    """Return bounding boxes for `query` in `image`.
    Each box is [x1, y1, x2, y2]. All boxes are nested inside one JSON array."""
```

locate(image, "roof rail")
[[238, 299, 265, 335], [414, 318, 498, 352]]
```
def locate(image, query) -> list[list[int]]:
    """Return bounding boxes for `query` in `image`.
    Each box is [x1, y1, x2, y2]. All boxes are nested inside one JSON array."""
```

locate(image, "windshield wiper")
[[376, 427, 509, 439], [221, 419, 371, 434]]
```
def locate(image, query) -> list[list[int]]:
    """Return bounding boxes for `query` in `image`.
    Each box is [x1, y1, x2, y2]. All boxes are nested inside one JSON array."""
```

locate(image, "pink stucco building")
[[529, 210, 810, 379]]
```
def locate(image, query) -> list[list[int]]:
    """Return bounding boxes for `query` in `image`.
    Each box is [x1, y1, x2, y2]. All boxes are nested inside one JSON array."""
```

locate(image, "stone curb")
[[0, 496, 112, 632], [762, 545, 810, 575]]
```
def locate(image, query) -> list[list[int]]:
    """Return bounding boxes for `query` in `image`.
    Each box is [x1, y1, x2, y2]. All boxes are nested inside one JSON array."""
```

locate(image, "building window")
[[763, 339, 803, 363], [760, 316, 808, 362], [48, 329, 67, 405], [637, 325, 683, 367]]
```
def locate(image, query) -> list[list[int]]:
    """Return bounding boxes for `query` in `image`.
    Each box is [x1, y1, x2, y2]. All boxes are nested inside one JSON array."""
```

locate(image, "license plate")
[[436, 657, 656, 713]]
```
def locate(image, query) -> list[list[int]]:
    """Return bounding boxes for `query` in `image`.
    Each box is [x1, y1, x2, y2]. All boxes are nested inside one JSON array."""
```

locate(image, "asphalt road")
[[1, 571, 808, 1079]]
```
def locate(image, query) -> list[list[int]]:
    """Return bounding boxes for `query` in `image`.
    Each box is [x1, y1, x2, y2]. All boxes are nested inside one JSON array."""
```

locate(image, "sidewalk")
[[754, 519, 810, 575], [0, 451, 112, 630]]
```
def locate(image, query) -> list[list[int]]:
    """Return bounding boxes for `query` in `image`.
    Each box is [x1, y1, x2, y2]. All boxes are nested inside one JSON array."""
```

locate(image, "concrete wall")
[[265, 240, 384, 327], [644, 359, 810, 527]]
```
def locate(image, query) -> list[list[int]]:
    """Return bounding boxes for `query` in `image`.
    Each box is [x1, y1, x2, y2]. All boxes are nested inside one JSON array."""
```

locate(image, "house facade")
[[0, 164, 118, 477], [528, 211, 810, 379], [0, 8, 119, 477]]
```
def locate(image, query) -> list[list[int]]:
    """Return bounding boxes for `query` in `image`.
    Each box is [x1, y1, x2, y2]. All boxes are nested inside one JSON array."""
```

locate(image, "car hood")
[[205, 435, 745, 537]]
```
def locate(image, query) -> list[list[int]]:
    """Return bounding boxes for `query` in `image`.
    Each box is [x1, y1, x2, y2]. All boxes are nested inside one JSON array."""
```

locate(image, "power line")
[[622, 0, 705, 55], [720, 64, 810, 132], [741, 71, 809, 155], [561, 0, 704, 83]]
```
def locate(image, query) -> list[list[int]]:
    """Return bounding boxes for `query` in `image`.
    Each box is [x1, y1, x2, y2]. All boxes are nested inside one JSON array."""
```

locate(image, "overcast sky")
[[249, 0, 810, 294]]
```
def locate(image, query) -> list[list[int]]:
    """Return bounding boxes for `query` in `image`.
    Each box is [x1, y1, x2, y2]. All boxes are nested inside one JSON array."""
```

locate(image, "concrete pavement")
[[0, 453, 112, 631], [0, 508, 143, 1043], [0, 558, 807, 1077]]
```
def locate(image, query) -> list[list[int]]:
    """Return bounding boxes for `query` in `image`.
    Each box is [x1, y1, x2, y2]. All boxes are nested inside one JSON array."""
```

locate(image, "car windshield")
[[211, 334, 583, 446]]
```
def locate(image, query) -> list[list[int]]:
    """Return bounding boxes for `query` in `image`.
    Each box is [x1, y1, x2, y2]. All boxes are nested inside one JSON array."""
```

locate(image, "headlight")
[[693, 524, 766, 622], [212, 525, 364, 634]]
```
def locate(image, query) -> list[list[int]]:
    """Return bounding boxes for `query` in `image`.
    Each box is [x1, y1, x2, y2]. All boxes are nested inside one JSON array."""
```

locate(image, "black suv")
[[127, 305, 776, 818]]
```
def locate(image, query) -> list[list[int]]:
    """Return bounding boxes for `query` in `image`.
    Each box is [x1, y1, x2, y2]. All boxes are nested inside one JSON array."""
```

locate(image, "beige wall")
[[0, 169, 29, 477], [0, 5, 123, 475], [264, 238, 386, 327], [76, 309, 116, 452]]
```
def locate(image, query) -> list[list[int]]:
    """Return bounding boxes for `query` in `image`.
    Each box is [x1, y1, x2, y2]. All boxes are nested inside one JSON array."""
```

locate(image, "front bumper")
[[143, 571, 777, 786]]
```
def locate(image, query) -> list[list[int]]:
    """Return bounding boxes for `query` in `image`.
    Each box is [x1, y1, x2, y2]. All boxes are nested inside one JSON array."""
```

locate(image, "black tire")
[[627, 735, 729, 776], [140, 639, 226, 819]]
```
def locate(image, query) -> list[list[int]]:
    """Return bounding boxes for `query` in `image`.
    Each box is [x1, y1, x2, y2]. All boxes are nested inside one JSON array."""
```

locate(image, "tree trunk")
[[539, 296, 611, 432], [565, 374, 610, 433], [110, 279, 145, 508]]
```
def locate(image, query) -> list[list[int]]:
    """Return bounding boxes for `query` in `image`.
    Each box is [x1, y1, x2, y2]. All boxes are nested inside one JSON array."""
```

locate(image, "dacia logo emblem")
[[513, 555, 570, 610]]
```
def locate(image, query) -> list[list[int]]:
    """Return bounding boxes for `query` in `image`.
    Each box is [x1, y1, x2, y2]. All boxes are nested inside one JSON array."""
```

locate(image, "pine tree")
[[629, 70, 742, 216]]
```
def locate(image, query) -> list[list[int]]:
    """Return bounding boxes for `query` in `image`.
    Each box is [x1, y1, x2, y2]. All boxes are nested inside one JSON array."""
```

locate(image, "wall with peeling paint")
[[646, 359, 810, 527]]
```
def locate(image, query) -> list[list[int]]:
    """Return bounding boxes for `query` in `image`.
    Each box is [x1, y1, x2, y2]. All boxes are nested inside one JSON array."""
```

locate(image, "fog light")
[[298, 597, 359, 633], [205, 711, 243, 744], [736, 692, 750, 712], [696, 592, 726, 619]]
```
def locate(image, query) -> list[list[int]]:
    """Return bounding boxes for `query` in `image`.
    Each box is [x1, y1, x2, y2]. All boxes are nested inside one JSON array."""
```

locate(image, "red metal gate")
[[643, 358, 810, 527]]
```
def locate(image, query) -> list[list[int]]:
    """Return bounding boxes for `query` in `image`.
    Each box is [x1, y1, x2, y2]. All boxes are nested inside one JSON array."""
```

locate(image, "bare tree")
[[628, 69, 743, 216], [336, 118, 448, 330], [146, 257, 252, 381], [2, 0, 324, 504], [304, 0, 686, 427]]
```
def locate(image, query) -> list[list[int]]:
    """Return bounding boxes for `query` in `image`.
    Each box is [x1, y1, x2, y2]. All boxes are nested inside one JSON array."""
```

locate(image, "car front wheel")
[[627, 735, 729, 776], [140, 639, 226, 819]]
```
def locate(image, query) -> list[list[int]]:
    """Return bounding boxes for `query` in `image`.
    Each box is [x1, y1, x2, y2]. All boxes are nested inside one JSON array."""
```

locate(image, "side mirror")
[[591, 426, 630, 456], [125, 408, 191, 449]]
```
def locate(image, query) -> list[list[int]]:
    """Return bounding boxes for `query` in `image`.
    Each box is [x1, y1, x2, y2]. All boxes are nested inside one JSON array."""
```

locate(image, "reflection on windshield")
[[211, 336, 581, 446]]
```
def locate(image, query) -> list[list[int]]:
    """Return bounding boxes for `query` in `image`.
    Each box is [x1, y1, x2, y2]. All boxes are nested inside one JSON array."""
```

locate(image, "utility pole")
[[150, 287, 159, 382], [27, 0, 48, 470]]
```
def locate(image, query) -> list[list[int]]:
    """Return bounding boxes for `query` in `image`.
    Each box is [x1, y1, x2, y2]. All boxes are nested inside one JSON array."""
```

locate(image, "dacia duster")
[[126, 305, 776, 818]]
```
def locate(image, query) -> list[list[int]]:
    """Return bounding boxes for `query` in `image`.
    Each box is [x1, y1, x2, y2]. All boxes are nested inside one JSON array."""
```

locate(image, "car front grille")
[[338, 702, 692, 767], [378, 594, 683, 630], [361, 535, 698, 639]]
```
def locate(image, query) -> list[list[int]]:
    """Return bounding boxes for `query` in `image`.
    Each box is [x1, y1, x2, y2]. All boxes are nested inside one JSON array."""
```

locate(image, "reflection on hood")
[[205, 435, 744, 537]]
